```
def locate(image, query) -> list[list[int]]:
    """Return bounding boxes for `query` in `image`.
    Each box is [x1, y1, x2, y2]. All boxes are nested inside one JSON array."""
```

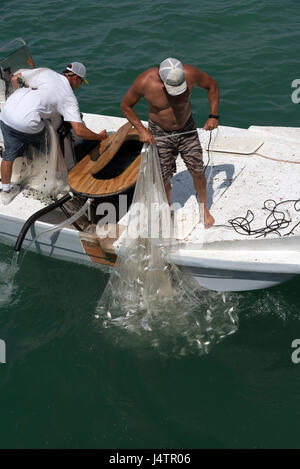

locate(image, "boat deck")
[[173, 124, 300, 246]]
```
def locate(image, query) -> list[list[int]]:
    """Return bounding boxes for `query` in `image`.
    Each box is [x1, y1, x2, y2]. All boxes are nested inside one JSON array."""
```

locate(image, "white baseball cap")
[[159, 58, 187, 96], [66, 62, 88, 84]]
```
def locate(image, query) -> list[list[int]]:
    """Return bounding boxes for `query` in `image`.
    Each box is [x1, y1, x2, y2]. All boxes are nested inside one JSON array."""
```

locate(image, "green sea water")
[[0, 0, 300, 449]]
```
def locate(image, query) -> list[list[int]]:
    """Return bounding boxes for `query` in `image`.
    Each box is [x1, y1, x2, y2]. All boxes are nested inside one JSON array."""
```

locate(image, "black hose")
[[14, 193, 73, 252]]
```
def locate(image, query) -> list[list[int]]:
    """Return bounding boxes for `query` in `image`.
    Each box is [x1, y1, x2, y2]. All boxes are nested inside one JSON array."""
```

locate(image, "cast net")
[[6, 68, 69, 197], [11, 119, 68, 197], [95, 144, 238, 356]]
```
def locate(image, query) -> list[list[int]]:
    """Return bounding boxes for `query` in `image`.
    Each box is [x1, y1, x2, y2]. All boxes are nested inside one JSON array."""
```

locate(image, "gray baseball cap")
[[159, 58, 187, 96], [66, 62, 88, 84]]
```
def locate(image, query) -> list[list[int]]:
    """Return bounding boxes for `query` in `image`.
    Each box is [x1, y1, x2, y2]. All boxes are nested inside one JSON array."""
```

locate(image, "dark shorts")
[[0, 120, 48, 162], [148, 114, 204, 181]]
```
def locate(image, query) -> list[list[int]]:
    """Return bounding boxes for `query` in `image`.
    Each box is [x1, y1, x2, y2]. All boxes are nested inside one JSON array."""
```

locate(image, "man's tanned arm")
[[71, 122, 108, 141], [121, 75, 155, 145], [188, 66, 219, 130]]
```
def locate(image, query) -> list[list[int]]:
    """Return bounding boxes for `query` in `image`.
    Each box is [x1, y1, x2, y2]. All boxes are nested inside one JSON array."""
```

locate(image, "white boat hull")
[[1, 212, 299, 292], [0, 213, 92, 266], [181, 265, 295, 292], [170, 239, 300, 291]]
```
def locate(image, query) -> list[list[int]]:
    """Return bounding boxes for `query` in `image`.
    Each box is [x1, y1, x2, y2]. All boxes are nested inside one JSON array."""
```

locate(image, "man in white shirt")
[[0, 62, 108, 205]]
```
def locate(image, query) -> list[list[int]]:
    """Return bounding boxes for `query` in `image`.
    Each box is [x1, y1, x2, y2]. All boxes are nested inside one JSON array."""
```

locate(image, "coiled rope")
[[215, 199, 300, 238], [255, 152, 300, 165]]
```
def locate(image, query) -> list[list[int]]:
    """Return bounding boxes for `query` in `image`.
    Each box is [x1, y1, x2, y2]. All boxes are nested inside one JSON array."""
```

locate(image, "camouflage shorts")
[[148, 115, 204, 181]]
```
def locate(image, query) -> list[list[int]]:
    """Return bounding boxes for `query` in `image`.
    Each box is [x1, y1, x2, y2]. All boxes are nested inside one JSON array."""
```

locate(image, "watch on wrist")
[[209, 114, 219, 119]]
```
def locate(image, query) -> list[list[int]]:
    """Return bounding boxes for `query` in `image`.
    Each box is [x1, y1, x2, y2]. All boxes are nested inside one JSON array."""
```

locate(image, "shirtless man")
[[121, 58, 219, 227]]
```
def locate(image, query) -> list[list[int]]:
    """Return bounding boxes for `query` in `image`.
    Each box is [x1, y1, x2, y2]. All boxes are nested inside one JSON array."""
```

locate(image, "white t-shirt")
[[0, 68, 82, 134]]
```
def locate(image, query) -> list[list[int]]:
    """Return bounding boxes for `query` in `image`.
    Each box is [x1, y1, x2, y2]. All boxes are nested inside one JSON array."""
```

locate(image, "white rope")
[[154, 130, 198, 141], [255, 152, 300, 165], [155, 132, 300, 165]]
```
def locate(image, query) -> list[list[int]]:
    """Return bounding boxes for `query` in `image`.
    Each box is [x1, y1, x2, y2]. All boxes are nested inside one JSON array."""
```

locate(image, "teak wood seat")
[[68, 122, 142, 198]]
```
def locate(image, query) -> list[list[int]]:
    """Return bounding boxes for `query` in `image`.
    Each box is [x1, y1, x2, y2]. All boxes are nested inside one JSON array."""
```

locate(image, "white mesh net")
[[95, 144, 238, 356], [11, 119, 68, 197]]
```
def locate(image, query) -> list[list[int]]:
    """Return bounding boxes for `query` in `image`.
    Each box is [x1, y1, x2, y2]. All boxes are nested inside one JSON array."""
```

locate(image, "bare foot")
[[204, 208, 215, 229]]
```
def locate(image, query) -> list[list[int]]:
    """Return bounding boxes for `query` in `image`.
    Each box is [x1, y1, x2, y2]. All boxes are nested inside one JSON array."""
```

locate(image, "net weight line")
[[154, 129, 199, 140]]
